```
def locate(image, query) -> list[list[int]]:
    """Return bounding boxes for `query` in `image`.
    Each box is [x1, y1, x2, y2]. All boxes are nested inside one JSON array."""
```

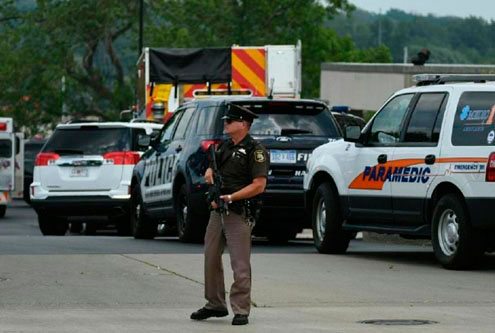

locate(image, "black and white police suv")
[[129, 97, 342, 242], [30, 121, 162, 236], [304, 74, 495, 269]]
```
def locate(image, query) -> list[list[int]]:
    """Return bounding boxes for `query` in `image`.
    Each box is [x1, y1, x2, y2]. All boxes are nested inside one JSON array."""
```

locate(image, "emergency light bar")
[[193, 89, 252, 97], [413, 74, 495, 86], [0, 118, 13, 132]]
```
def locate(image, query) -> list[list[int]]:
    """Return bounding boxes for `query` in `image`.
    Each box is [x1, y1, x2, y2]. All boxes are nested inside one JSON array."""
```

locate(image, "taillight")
[[200, 139, 221, 152], [35, 152, 60, 166], [486, 152, 495, 181], [103, 151, 141, 165]]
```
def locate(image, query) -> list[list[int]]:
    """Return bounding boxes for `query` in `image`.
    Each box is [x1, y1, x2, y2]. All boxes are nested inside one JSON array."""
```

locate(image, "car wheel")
[[176, 184, 205, 243], [130, 186, 156, 239], [312, 182, 350, 254], [69, 221, 83, 234], [38, 214, 68, 236], [432, 194, 484, 269], [0, 205, 6, 218]]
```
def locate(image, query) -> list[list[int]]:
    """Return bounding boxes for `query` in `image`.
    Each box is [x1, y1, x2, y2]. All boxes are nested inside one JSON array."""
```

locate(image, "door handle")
[[377, 154, 387, 164], [425, 154, 436, 165], [175, 145, 183, 153]]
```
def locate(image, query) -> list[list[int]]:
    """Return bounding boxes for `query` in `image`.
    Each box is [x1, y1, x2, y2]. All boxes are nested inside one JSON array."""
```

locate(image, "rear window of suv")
[[452, 92, 495, 146], [231, 102, 340, 137], [43, 127, 130, 155]]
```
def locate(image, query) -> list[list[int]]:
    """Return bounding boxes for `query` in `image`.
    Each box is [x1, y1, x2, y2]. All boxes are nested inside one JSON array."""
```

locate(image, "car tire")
[[0, 205, 6, 218], [311, 182, 351, 254], [432, 193, 484, 270], [38, 214, 68, 236], [176, 184, 205, 243], [69, 221, 83, 234], [130, 186, 156, 239]]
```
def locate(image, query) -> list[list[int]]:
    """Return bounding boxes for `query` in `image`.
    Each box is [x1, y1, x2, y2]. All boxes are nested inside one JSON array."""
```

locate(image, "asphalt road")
[[0, 200, 494, 332]]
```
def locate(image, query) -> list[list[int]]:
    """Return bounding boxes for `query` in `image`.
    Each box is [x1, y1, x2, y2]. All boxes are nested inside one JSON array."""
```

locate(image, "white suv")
[[30, 121, 162, 236], [304, 74, 495, 269]]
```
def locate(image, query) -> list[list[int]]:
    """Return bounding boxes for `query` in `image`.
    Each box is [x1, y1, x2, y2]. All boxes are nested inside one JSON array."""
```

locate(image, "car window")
[[173, 107, 195, 139], [404, 93, 447, 143], [194, 105, 221, 135], [432, 96, 447, 143], [334, 113, 365, 130], [238, 104, 339, 137], [160, 110, 182, 143], [131, 128, 150, 152], [0, 140, 12, 158], [452, 92, 495, 146], [24, 141, 46, 172], [43, 127, 130, 155], [369, 94, 414, 145]]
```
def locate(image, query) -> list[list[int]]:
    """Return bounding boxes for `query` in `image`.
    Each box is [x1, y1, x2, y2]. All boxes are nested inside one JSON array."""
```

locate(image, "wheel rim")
[[316, 197, 327, 241], [438, 208, 459, 256]]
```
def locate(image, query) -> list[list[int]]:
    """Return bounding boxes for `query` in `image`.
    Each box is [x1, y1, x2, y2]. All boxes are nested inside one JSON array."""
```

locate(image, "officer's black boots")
[[232, 314, 249, 325], [190, 307, 228, 320]]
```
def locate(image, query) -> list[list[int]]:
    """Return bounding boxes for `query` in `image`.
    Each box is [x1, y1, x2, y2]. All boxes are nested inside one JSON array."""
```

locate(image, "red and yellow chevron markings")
[[232, 48, 266, 96]]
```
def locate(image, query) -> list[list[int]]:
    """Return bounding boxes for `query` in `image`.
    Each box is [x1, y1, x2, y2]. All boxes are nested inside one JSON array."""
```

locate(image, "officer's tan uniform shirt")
[[215, 134, 269, 194]]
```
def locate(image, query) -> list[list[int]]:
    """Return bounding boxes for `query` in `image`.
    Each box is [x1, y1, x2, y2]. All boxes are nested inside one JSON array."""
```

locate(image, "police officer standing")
[[190, 103, 269, 326]]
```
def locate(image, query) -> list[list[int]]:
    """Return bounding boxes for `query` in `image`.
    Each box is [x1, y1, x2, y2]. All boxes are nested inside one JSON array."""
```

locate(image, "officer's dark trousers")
[[204, 210, 252, 315]]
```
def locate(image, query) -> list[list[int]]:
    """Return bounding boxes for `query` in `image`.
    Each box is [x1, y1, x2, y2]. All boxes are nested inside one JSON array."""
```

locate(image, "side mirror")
[[137, 134, 151, 148], [344, 125, 361, 142]]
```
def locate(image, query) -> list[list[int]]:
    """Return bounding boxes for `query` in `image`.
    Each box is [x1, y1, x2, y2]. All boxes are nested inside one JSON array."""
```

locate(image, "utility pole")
[[378, 9, 382, 46], [138, 0, 144, 57]]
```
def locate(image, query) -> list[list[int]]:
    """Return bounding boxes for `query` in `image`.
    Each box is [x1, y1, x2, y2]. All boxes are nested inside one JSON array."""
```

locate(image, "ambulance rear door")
[[0, 118, 16, 192]]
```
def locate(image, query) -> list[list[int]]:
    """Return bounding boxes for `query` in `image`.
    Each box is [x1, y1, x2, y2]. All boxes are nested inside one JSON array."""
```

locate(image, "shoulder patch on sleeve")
[[254, 150, 266, 163]]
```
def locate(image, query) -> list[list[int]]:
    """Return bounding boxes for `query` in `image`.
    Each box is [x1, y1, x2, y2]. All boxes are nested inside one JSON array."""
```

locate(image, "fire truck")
[[0, 118, 17, 217], [135, 42, 302, 122]]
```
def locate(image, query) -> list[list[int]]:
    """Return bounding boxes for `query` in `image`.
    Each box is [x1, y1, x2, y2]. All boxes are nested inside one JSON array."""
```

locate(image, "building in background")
[[320, 63, 495, 114]]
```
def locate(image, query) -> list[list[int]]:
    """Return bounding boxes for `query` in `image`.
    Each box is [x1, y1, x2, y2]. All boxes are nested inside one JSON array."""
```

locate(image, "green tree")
[[0, 0, 138, 134], [146, 0, 389, 97], [0, 0, 390, 132]]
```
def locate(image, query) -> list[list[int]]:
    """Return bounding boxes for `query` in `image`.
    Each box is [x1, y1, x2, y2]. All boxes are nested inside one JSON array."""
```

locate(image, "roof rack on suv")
[[129, 119, 163, 124], [413, 74, 495, 86], [66, 119, 100, 124]]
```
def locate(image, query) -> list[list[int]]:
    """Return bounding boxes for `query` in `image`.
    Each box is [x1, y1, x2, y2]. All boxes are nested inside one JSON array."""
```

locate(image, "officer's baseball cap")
[[222, 103, 258, 123]]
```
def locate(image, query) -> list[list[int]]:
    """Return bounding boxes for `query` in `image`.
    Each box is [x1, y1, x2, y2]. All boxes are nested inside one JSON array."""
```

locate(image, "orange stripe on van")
[[348, 157, 488, 191]]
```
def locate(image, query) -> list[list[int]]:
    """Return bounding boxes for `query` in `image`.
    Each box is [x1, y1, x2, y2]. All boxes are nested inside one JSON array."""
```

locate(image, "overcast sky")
[[349, 0, 495, 21]]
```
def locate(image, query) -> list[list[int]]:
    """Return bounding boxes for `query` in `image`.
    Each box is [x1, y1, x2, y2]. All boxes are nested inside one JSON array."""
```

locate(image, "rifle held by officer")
[[206, 145, 229, 215]]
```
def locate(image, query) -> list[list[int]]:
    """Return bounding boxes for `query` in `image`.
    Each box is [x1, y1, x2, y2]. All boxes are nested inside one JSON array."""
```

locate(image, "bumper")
[[262, 189, 305, 209], [466, 198, 495, 229], [31, 196, 130, 217], [259, 189, 309, 227]]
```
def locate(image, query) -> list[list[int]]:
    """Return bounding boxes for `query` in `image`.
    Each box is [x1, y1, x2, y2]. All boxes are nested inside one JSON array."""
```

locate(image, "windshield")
[[227, 102, 340, 137], [43, 127, 130, 155]]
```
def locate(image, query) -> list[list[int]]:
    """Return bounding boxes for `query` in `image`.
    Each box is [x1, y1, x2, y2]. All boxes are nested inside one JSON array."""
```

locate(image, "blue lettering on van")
[[362, 166, 431, 184]]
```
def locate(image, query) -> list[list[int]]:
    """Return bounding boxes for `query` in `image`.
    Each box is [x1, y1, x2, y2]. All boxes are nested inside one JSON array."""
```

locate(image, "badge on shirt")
[[254, 150, 265, 162]]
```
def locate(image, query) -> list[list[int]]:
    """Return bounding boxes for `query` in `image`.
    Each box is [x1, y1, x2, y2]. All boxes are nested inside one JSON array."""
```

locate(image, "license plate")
[[270, 150, 296, 164], [70, 167, 88, 177]]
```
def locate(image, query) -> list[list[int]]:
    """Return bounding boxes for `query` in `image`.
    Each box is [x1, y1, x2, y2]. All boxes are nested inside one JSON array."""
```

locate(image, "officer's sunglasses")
[[224, 118, 242, 124]]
